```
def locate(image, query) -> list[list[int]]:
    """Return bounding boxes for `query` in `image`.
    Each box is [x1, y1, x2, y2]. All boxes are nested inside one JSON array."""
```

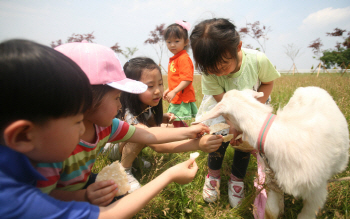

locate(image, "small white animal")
[[194, 87, 349, 219]]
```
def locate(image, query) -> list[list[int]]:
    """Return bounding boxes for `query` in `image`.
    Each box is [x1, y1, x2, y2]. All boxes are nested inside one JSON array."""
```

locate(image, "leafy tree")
[[144, 23, 166, 71], [308, 38, 323, 60], [51, 32, 95, 48], [51, 32, 138, 59], [239, 21, 271, 53], [313, 28, 350, 69]]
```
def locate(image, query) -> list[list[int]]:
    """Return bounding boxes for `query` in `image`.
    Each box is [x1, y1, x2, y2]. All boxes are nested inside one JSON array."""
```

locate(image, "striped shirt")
[[36, 118, 136, 194]]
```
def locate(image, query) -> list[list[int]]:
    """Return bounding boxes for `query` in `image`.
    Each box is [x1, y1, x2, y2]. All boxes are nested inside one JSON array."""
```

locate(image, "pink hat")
[[55, 41, 147, 94]]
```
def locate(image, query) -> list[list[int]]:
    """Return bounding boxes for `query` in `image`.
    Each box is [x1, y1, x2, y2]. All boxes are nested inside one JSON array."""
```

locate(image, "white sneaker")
[[202, 174, 221, 203], [133, 157, 151, 169], [125, 168, 141, 193], [228, 179, 244, 208]]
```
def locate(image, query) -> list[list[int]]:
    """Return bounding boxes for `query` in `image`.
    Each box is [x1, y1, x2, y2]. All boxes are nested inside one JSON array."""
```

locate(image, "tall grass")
[[94, 73, 350, 219]]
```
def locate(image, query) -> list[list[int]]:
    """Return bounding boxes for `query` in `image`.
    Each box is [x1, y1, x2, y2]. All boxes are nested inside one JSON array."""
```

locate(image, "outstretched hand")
[[167, 158, 198, 184], [199, 134, 223, 153], [188, 123, 210, 139]]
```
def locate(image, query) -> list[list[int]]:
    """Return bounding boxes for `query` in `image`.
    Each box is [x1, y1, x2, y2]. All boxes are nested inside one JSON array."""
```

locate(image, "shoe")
[[202, 174, 221, 203], [125, 168, 141, 193], [228, 179, 244, 208]]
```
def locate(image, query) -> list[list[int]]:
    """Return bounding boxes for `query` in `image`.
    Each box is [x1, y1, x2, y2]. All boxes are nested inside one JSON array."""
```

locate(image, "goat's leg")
[[297, 183, 327, 219], [265, 189, 284, 219]]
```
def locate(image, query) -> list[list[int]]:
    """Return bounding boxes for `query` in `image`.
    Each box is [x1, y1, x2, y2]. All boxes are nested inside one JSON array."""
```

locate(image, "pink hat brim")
[[107, 78, 147, 94]]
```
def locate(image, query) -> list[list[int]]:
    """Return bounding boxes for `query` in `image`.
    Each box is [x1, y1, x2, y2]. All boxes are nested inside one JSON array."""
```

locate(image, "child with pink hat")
[[36, 41, 209, 207]]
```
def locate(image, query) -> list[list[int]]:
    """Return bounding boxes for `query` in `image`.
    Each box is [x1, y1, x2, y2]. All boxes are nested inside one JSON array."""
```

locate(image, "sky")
[[1, 0, 350, 72]]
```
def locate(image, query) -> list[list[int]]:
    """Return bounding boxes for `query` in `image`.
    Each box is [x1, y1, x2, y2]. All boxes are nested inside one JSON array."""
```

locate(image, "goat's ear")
[[192, 102, 224, 124]]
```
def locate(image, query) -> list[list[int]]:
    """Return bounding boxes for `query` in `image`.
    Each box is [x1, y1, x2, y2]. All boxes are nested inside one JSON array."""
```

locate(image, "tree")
[[239, 21, 271, 53], [144, 23, 166, 72], [284, 43, 303, 74], [308, 38, 323, 59], [51, 32, 138, 60], [315, 28, 350, 69], [51, 32, 95, 48]]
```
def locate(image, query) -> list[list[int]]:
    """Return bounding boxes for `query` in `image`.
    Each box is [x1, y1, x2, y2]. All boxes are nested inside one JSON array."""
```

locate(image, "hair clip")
[[175, 20, 191, 31]]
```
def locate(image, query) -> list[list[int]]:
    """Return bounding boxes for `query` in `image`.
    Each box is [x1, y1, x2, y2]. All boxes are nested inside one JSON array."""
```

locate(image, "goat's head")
[[193, 89, 264, 130]]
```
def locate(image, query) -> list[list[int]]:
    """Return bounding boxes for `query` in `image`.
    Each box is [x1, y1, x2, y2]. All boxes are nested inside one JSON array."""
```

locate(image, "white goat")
[[194, 87, 349, 219]]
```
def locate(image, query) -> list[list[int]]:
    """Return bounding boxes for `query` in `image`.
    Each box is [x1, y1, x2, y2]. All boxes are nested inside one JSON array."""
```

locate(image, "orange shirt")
[[167, 50, 196, 104]]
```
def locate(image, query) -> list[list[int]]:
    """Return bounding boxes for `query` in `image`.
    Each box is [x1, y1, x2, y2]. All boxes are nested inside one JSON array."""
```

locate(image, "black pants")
[[208, 141, 251, 179]]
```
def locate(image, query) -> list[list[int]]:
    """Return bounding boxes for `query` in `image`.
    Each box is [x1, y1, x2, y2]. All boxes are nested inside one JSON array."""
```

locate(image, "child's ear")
[[184, 39, 189, 47], [237, 41, 243, 52], [3, 120, 36, 153]]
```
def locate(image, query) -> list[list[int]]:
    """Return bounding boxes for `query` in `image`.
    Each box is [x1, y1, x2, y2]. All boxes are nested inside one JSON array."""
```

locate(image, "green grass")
[[94, 73, 350, 219]]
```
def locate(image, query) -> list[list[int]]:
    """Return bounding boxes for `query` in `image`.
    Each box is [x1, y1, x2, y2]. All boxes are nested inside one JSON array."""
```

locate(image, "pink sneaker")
[[202, 174, 221, 203], [228, 179, 244, 208]]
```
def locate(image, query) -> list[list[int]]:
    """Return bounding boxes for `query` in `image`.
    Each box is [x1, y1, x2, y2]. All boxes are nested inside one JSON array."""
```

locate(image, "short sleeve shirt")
[[168, 50, 196, 104], [202, 48, 280, 95], [36, 119, 136, 194], [0, 146, 99, 219]]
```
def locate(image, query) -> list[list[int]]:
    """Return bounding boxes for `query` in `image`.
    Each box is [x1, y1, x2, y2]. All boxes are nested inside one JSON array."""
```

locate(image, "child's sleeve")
[[1, 182, 99, 218], [178, 56, 194, 81], [257, 52, 281, 82], [108, 118, 136, 143], [201, 74, 225, 95], [35, 162, 62, 194]]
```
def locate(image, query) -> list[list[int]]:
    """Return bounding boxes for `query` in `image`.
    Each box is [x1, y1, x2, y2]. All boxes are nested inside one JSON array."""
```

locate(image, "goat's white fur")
[[195, 87, 349, 219]]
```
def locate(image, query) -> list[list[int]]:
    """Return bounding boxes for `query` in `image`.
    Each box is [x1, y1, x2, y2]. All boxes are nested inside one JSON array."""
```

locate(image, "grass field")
[[94, 73, 350, 219]]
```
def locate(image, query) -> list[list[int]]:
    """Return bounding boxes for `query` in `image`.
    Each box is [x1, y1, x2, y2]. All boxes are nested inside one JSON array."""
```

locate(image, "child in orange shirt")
[[163, 20, 197, 127]]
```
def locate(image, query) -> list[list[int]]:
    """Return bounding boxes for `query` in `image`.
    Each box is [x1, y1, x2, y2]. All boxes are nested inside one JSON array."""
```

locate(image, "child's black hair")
[[190, 18, 241, 75], [0, 39, 92, 134], [164, 22, 189, 51], [120, 57, 163, 127]]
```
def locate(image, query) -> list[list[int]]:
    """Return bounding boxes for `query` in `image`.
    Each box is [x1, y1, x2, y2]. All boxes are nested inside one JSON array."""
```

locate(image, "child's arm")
[[98, 158, 198, 219], [256, 81, 274, 103], [163, 80, 191, 103], [127, 123, 209, 144], [148, 134, 223, 153]]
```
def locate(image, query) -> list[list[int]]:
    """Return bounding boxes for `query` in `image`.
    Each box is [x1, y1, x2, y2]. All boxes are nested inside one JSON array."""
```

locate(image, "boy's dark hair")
[[190, 18, 241, 75], [164, 23, 189, 51], [0, 39, 92, 134], [119, 57, 163, 127]]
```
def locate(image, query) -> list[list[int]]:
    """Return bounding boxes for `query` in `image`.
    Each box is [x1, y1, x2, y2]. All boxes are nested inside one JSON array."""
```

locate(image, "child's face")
[[208, 56, 239, 76], [166, 37, 188, 55], [138, 68, 163, 108], [28, 114, 85, 163], [85, 89, 122, 127]]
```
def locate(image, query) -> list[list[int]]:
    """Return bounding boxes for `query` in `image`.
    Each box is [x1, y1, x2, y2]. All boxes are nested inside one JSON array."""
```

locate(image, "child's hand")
[[229, 127, 243, 146], [188, 123, 210, 139], [164, 113, 176, 124], [164, 89, 176, 103], [167, 159, 198, 184], [199, 134, 223, 153], [163, 88, 169, 100], [85, 180, 118, 206]]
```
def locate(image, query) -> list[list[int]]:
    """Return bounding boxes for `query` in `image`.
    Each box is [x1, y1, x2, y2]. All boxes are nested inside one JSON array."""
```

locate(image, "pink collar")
[[257, 113, 276, 154]]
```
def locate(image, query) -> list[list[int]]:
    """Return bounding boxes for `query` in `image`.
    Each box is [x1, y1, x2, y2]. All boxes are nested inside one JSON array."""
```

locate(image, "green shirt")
[[201, 48, 280, 95]]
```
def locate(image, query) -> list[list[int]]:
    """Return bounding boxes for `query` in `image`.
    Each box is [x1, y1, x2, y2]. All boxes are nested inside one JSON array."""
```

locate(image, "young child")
[[190, 18, 281, 208], [105, 57, 224, 193], [163, 20, 198, 127], [35, 41, 209, 207], [0, 39, 198, 218]]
